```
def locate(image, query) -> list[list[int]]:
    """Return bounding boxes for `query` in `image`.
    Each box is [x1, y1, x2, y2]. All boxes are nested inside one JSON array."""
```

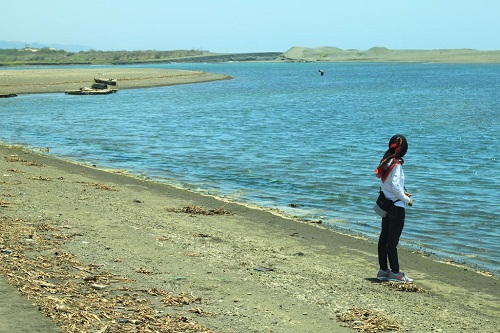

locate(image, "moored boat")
[[94, 78, 117, 85], [0, 93, 17, 98], [91, 83, 108, 89], [65, 88, 117, 95]]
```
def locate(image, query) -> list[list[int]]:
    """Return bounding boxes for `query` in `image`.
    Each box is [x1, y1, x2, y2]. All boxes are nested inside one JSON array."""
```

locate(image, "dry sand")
[[1, 69, 499, 332], [0, 144, 498, 333], [0, 68, 232, 95]]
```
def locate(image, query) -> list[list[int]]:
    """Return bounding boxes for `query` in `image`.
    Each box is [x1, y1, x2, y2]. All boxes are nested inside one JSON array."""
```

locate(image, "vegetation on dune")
[[0, 48, 207, 66], [0, 48, 283, 66]]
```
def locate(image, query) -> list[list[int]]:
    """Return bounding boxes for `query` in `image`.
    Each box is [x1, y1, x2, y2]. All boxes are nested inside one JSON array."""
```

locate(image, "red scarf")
[[375, 137, 406, 181], [375, 157, 403, 182]]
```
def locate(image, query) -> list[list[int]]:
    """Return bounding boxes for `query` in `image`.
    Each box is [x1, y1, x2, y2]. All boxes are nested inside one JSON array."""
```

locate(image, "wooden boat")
[[65, 88, 117, 95], [94, 78, 117, 85], [91, 83, 108, 89], [0, 93, 17, 98]]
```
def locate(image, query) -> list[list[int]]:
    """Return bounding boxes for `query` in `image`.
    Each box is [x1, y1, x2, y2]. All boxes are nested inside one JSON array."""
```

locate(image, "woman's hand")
[[405, 192, 413, 206]]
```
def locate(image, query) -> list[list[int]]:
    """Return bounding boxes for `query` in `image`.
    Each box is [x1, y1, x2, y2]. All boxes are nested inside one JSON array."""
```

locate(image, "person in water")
[[375, 134, 414, 283]]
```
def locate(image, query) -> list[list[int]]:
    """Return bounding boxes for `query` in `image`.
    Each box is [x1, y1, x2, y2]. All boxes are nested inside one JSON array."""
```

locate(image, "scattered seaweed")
[[189, 308, 218, 316], [0, 180, 22, 186], [77, 181, 117, 191], [162, 292, 201, 306], [166, 205, 233, 216], [4, 156, 43, 166], [4, 156, 29, 163], [0, 200, 13, 207], [337, 307, 401, 332], [477, 270, 493, 277], [0, 215, 215, 333], [29, 175, 52, 181], [382, 281, 427, 293]]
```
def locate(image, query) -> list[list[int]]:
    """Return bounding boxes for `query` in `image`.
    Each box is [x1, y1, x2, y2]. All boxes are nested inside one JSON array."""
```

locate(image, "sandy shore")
[[0, 68, 232, 95], [0, 143, 498, 333]]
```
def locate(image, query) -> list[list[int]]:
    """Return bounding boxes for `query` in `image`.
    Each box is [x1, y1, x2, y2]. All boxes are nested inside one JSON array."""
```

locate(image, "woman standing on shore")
[[375, 135, 414, 283]]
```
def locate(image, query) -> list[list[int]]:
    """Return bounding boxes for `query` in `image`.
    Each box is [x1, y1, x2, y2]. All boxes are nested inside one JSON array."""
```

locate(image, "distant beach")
[[279, 46, 500, 63]]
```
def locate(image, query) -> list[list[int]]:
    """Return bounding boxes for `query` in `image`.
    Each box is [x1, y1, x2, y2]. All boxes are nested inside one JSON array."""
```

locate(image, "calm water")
[[1, 62, 499, 274]]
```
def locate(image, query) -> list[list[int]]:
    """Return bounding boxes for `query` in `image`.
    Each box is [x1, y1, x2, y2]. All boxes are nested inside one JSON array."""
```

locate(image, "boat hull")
[[65, 89, 117, 95]]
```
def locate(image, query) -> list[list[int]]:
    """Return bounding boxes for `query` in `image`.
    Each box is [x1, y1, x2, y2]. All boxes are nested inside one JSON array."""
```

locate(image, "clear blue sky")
[[1, 0, 499, 52]]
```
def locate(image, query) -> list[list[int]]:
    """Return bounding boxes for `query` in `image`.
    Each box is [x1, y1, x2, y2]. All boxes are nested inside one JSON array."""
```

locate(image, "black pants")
[[378, 206, 405, 273]]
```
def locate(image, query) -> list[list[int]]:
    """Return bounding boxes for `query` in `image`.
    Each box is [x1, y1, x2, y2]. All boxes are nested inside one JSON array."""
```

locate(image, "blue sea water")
[[1, 62, 499, 274]]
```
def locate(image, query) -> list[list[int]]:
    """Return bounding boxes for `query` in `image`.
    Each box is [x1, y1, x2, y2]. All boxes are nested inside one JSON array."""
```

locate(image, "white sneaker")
[[377, 269, 391, 281], [388, 271, 413, 283]]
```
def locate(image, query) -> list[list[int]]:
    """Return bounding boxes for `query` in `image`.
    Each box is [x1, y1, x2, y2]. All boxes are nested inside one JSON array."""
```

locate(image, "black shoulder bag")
[[373, 189, 400, 217]]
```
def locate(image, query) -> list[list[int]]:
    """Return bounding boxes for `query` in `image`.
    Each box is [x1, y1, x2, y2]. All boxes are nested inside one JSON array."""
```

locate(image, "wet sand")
[[0, 143, 498, 332]]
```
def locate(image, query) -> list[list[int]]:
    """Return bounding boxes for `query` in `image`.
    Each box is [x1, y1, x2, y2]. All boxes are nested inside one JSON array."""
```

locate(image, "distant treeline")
[[0, 48, 283, 66], [0, 48, 208, 66]]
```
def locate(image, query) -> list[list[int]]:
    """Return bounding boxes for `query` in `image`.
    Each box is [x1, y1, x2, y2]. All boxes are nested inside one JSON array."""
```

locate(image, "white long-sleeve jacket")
[[380, 164, 411, 208]]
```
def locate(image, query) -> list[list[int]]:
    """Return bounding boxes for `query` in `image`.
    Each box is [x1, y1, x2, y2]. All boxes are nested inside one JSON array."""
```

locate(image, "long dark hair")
[[375, 134, 408, 181]]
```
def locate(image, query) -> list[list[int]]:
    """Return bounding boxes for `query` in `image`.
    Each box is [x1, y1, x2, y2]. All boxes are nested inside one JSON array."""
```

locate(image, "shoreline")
[[44, 150, 500, 276], [0, 67, 233, 95], [0, 143, 498, 332], [4, 141, 496, 276]]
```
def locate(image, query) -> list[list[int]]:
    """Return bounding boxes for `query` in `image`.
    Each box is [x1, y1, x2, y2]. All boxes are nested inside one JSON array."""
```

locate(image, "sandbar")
[[0, 68, 232, 95]]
